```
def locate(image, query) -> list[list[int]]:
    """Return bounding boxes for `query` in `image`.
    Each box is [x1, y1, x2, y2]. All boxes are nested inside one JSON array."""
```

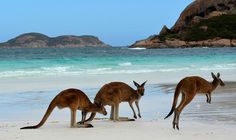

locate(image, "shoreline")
[[1, 71, 235, 93], [1, 81, 236, 140], [130, 38, 236, 49], [159, 81, 236, 94]]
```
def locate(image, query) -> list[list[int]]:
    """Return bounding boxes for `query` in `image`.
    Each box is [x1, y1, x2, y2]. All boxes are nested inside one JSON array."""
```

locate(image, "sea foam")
[[119, 62, 132, 66]]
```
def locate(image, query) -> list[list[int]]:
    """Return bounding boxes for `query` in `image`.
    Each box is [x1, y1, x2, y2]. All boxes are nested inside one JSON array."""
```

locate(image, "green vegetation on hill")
[[159, 15, 236, 41], [49, 36, 81, 46], [8, 33, 49, 45], [0, 33, 110, 48]]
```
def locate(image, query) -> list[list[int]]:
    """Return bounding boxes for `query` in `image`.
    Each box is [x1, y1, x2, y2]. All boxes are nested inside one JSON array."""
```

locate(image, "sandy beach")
[[1, 119, 236, 140], [1, 81, 236, 140], [1, 0, 236, 139]]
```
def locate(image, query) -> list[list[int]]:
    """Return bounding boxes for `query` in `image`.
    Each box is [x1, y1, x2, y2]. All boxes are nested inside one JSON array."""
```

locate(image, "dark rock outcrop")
[[0, 33, 110, 48], [130, 38, 236, 48], [159, 25, 171, 36], [130, 0, 236, 48], [172, 0, 236, 32]]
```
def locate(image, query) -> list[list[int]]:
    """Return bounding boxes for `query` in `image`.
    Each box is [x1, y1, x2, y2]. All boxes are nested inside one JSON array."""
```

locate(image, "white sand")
[[1, 74, 236, 140], [1, 119, 235, 140]]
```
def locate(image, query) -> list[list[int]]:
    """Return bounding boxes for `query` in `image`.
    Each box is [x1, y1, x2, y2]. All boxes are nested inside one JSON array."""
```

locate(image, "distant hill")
[[0, 33, 110, 48], [130, 0, 236, 48]]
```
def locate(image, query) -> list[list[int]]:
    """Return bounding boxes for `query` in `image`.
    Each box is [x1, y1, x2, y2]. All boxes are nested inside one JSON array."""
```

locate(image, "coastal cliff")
[[130, 0, 236, 48], [0, 33, 110, 48]]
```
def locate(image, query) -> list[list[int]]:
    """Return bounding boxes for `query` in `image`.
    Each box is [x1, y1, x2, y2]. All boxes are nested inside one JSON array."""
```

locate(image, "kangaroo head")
[[133, 80, 147, 96], [95, 102, 107, 115], [211, 72, 225, 87]]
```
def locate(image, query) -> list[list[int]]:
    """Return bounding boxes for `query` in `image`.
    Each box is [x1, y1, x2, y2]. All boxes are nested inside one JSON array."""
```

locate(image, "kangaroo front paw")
[[133, 115, 137, 119], [85, 124, 94, 128], [138, 114, 141, 118], [206, 100, 211, 104], [76, 123, 94, 128]]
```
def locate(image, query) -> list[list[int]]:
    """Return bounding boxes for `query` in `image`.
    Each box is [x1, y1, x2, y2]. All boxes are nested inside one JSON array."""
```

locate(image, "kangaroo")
[[80, 81, 147, 123], [164, 72, 225, 130], [20, 88, 107, 129]]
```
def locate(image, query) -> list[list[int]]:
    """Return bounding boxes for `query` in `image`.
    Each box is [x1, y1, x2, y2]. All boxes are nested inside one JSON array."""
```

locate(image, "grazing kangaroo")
[[20, 88, 107, 129], [80, 81, 147, 123], [164, 72, 225, 130]]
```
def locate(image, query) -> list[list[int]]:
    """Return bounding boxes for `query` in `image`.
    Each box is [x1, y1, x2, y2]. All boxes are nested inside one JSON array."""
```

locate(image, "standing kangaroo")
[[20, 88, 107, 129], [80, 81, 147, 123], [164, 72, 225, 130]]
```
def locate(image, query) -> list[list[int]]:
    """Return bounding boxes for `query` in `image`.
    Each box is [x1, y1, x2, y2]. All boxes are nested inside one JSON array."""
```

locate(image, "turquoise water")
[[0, 47, 236, 78], [1, 47, 236, 123]]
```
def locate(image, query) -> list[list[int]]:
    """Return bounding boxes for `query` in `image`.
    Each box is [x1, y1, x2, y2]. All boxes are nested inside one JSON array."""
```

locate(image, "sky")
[[0, 0, 193, 46]]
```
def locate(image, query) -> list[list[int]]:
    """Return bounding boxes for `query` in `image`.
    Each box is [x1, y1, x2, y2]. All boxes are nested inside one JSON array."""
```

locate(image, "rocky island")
[[0, 33, 110, 48], [130, 0, 236, 48]]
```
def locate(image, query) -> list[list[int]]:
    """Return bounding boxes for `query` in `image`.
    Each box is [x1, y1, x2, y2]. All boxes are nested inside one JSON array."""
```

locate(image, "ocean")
[[0, 47, 236, 124], [0, 47, 236, 79]]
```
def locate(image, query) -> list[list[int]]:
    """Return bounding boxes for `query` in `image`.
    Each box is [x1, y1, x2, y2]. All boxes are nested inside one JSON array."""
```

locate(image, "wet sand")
[[159, 81, 236, 124]]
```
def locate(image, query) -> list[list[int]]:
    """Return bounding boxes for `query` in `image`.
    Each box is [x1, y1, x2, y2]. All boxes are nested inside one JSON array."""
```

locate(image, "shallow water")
[[1, 84, 235, 126], [0, 47, 236, 78]]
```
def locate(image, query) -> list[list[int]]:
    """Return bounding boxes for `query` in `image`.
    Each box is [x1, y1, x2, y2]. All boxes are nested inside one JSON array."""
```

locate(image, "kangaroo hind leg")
[[114, 103, 119, 121], [70, 108, 77, 128], [173, 93, 185, 130], [174, 93, 195, 130], [110, 105, 115, 120]]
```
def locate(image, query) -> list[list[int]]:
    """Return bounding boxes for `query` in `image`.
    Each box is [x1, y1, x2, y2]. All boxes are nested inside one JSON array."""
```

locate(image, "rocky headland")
[[0, 33, 110, 48], [130, 0, 236, 48]]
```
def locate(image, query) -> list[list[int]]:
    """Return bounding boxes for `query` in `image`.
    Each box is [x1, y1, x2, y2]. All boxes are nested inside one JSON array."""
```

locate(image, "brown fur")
[[164, 72, 225, 130], [82, 81, 147, 123], [20, 88, 107, 129]]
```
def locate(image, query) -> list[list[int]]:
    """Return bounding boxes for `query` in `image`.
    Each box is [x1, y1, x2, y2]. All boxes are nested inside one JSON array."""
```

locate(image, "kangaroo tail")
[[20, 100, 57, 129], [164, 83, 181, 119]]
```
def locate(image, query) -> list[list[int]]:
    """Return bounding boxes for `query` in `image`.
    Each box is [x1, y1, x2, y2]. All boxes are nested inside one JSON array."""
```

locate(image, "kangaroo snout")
[[220, 82, 225, 87], [103, 110, 107, 115]]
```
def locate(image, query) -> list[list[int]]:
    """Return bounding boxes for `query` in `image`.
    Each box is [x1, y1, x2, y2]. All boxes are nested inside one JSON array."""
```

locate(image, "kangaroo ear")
[[133, 81, 140, 87], [217, 72, 220, 78], [211, 72, 216, 79], [141, 80, 147, 87]]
